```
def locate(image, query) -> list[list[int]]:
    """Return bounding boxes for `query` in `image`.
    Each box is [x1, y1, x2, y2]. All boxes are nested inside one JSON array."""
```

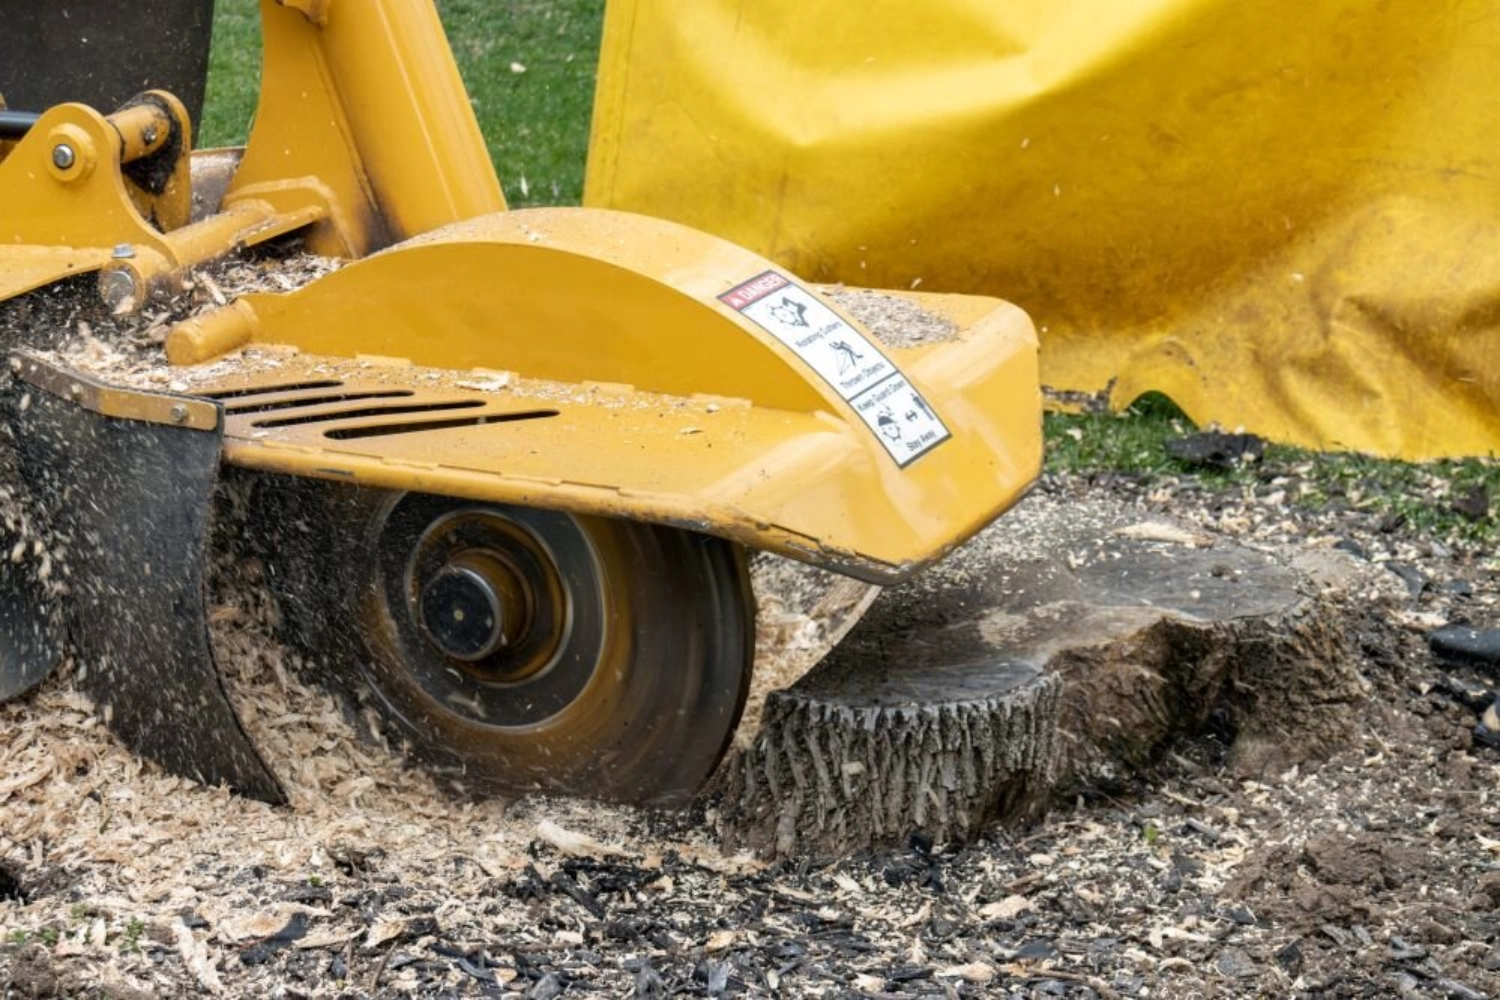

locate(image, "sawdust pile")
[[4, 430, 1500, 996], [1, 467, 768, 997], [824, 287, 959, 348]]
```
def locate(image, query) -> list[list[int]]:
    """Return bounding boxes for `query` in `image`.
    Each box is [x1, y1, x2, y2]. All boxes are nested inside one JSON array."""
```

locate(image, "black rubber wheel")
[[264, 482, 754, 807]]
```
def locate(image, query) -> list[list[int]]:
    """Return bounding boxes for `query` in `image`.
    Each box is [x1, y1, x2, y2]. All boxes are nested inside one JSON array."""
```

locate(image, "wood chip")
[[533, 818, 627, 858], [979, 894, 1031, 920], [173, 921, 224, 994], [1113, 521, 1209, 547], [0, 761, 53, 801], [937, 961, 997, 983]]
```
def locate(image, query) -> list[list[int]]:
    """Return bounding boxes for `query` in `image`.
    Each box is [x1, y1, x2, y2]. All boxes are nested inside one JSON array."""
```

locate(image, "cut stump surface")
[[718, 493, 1375, 855]]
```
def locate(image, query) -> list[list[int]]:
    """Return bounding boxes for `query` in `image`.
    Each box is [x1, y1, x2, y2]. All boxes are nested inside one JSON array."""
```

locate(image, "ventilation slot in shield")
[[325, 410, 560, 440], [226, 390, 414, 415], [202, 380, 343, 400], [253, 400, 486, 429]]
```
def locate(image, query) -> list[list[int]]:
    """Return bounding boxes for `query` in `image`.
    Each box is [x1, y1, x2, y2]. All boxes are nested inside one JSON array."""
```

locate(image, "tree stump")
[[715, 494, 1374, 855], [738, 555, 882, 748]]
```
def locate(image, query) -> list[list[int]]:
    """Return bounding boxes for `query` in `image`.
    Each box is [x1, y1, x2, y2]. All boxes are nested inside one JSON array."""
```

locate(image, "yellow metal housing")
[[1, 0, 1043, 584], [0, 0, 1045, 812], [158, 209, 1038, 581], [0, 99, 322, 308], [0, 0, 502, 305], [227, 0, 506, 256], [167, 208, 1041, 582]]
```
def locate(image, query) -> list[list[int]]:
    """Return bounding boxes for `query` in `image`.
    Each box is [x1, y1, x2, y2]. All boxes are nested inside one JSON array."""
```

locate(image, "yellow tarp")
[[586, 0, 1500, 461]]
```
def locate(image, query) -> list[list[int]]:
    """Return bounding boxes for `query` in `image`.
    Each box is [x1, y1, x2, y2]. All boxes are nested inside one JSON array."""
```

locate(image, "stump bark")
[[716, 495, 1374, 855]]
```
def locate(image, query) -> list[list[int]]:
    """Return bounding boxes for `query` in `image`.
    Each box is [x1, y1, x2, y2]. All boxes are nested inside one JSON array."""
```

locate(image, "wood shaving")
[[824, 286, 960, 348], [531, 819, 627, 859], [1113, 520, 1211, 547]]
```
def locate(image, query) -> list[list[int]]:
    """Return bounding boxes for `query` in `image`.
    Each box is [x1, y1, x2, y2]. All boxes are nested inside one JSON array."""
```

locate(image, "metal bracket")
[[11, 352, 218, 429]]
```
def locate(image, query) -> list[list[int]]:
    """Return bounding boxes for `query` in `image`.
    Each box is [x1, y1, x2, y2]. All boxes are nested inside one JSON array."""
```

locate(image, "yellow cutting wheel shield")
[[168, 208, 1042, 584]]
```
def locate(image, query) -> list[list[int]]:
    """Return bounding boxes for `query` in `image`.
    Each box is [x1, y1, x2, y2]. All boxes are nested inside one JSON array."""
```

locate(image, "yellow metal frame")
[[0, 0, 1043, 583], [11, 351, 219, 432], [0, 0, 499, 304], [0, 95, 320, 308], [226, 0, 505, 256]]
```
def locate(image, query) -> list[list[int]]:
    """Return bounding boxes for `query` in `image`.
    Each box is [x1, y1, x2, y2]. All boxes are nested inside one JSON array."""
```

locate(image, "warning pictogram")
[[720, 270, 949, 465]]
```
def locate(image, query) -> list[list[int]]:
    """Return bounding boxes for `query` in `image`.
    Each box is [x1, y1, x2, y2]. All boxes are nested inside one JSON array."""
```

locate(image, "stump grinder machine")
[[0, 0, 1040, 806]]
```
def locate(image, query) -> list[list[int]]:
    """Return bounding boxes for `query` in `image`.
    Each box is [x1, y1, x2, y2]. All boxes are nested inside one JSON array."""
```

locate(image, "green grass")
[[119, 917, 146, 954], [199, 0, 261, 151], [200, 0, 604, 207], [1046, 397, 1500, 549], [1044, 394, 1201, 480]]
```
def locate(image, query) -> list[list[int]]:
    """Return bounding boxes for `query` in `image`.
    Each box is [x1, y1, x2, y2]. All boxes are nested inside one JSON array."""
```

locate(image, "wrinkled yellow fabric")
[[586, 0, 1500, 460]]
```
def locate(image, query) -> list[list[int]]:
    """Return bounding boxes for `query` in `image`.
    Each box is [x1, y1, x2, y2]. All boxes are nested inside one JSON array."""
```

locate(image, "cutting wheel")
[[264, 482, 755, 806]]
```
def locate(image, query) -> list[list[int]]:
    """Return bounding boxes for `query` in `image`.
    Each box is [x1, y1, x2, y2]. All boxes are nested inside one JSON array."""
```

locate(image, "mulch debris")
[[1, 253, 1498, 997], [1, 460, 1494, 998], [1163, 431, 1267, 471]]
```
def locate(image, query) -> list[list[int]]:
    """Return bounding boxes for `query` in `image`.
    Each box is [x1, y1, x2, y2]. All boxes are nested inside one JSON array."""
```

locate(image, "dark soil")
[[1, 463, 1496, 998]]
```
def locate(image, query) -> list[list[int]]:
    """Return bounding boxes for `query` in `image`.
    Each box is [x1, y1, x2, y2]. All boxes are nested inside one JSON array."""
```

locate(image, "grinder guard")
[[3, 356, 284, 803]]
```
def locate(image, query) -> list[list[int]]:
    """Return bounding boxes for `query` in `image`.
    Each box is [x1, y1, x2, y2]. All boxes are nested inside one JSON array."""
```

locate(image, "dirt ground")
[[0, 460, 1495, 999], [1, 260, 1499, 998]]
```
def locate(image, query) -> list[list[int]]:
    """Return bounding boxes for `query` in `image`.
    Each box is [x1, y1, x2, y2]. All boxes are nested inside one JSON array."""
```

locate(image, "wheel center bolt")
[[419, 552, 525, 662]]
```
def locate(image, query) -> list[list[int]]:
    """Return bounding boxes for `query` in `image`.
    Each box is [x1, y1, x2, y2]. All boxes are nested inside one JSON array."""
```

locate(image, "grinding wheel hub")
[[407, 512, 563, 686], [261, 481, 757, 806]]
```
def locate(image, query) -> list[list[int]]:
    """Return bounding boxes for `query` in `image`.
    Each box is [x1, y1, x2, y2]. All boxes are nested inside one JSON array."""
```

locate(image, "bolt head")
[[50, 144, 76, 170], [169, 404, 189, 424], [99, 269, 140, 312]]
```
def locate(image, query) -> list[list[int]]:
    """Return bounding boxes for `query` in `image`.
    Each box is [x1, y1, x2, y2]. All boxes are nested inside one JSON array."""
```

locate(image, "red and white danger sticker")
[[720, 271, 949, 466]]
